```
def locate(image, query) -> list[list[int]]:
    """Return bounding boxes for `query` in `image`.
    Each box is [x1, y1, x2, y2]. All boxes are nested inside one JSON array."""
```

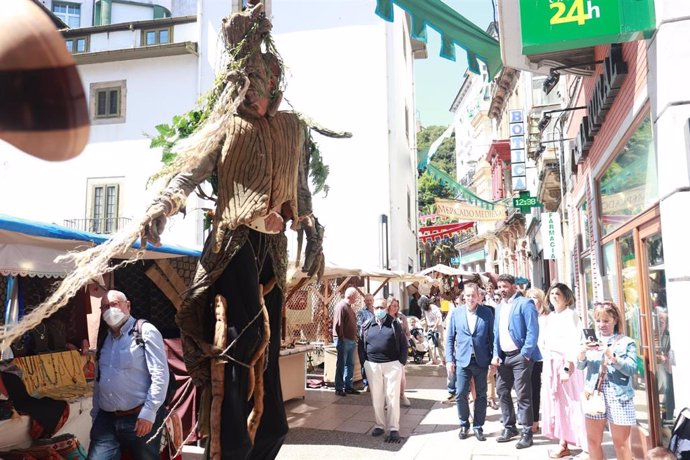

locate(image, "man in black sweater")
[[358, 298, 408, 443]]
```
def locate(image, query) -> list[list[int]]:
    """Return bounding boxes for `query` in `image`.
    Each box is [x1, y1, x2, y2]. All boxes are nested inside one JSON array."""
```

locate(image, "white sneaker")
[[401, 395, 411, 407]]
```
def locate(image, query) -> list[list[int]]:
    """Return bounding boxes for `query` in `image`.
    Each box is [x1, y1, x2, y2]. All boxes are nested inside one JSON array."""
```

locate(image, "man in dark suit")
[[445, 283, 494, 442], [491, 274, 541, 449]]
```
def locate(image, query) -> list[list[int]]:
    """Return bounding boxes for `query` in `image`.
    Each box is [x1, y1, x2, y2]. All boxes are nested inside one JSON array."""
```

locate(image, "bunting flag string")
[[418, 222, 475, 243], [426, 163, 496, 210]]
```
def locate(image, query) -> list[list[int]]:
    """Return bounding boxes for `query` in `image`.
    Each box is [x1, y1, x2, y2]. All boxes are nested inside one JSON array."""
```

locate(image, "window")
[[89, 183, 120, 234], [598, 115, 657, 236], [53, 2, 80, 28], [89, 81, 126, 124], [65, 37, 88, 54], [142, 28, 172, 46]]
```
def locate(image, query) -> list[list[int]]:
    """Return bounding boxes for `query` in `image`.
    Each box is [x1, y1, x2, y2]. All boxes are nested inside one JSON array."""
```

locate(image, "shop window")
[[53, 2, 80, 28], [601, 241, 619, 303], [599, 116, 658, 236], [65, 36, 88, 54], [142, 27, 172, 46], [618, 232, 650, 432], [89, 80, 126, 124]]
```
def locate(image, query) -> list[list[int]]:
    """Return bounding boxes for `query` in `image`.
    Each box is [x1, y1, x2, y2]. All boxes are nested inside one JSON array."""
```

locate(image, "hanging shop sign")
[[509, 109, 527, 191], [519, 0, 656, 55], [574, 43, 627, 164], [541, 212, 563, 260], [435, 198, 507, 222]]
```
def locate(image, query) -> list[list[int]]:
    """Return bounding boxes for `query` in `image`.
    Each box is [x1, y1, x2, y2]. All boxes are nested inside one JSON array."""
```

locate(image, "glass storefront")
[[599, 116, 658, 236]]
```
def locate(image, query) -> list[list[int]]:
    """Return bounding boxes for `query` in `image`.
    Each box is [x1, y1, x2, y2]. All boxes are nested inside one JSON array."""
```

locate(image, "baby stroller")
[[408, 326, 428, 364]]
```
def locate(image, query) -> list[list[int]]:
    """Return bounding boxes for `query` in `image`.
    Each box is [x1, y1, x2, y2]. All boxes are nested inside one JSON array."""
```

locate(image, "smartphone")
[[583, 328, 597, 343]]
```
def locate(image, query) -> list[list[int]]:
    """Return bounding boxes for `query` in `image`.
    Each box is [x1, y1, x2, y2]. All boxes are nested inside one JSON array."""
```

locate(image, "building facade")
[[1, 0, 422, 288]]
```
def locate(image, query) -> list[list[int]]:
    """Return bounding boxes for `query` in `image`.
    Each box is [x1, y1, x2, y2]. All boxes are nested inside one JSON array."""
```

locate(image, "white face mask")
[[103, 307, 127, 328]]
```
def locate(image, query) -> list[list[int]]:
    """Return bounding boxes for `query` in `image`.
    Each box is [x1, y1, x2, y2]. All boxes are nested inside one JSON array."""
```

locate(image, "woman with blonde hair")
[[577, 301, 637, 460], [541, 283, 587, 457], [526, 287, 548, 433]]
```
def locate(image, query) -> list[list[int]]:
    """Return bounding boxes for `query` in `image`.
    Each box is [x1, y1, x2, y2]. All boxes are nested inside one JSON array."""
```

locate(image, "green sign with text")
[[513, 191, 542, 214], [520, 0, 655, 55]]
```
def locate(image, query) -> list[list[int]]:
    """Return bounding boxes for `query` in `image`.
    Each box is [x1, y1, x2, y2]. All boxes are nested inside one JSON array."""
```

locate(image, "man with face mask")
[[88, 290, 169, 459], [358, 298, 408, 443]]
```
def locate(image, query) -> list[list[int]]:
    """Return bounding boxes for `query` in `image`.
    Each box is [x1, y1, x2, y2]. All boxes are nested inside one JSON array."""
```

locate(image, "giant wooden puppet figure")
[[141, 3, 326, 459]]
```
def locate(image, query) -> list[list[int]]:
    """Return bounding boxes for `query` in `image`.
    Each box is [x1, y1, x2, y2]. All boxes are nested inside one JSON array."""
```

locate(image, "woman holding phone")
[[541, 283, 587, 458], [577, 301, 637, 460]]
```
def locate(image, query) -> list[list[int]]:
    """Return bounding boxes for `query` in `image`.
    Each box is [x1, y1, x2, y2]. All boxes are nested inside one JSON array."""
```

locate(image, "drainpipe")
[[101, 0, 112, 26]]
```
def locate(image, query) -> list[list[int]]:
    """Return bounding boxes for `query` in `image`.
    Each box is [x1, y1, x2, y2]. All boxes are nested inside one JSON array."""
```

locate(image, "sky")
[[414, 0, 496, 128]]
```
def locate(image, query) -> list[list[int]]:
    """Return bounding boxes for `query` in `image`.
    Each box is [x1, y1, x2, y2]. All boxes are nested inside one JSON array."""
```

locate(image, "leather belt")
[[105, 404, 143, 417], [503, 350, 520, 357]]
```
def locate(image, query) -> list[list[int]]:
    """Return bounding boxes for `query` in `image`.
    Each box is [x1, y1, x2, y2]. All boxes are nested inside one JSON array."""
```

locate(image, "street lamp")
[[542, 60, 605, 95], [537, 106, 587, 131]]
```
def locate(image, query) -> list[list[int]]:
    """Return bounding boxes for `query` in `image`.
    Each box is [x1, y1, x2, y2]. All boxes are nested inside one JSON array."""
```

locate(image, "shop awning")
[[375, 0, 502, 78], [0, 214, 200, 278]]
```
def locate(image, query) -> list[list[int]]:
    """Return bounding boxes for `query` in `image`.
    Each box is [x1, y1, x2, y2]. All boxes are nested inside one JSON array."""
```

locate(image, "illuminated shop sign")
[[520, 0, 655, 55], [574, 44, 627, 164]]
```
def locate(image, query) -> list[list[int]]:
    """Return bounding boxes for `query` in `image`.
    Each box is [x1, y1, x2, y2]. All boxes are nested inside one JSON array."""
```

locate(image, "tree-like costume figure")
[[0, 2, 343, 459], [141, 3, 339, 459]]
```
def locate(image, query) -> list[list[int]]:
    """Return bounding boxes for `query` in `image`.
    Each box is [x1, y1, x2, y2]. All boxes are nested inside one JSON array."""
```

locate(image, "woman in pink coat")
[[541, 283, 587, 458]]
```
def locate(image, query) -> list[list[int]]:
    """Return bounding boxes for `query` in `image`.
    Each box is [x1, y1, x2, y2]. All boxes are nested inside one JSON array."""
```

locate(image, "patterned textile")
[[584, 378, 637, 425]]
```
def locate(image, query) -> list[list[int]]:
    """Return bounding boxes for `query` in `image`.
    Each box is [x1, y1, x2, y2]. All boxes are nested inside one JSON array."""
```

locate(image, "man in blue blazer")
[[491, 274, 541, 449], [445, 283, 494, 442]]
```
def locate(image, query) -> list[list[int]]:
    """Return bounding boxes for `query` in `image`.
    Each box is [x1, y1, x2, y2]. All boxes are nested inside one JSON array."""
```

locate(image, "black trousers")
[[211, 231, 288, 460], [531, 360, 543, 423], [496, 353, 534, 431]]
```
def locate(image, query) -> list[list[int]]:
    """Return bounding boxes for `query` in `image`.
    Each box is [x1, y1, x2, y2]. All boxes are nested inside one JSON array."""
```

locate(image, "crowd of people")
[[331, 274, 667, 460]]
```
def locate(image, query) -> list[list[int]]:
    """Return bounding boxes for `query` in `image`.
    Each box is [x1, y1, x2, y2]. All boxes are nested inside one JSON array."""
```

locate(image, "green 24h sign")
[[520, 0, 655, 55]]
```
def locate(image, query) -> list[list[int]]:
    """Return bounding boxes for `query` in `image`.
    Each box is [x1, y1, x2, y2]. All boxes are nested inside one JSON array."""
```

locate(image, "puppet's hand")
[[141, 201, 169, 248]]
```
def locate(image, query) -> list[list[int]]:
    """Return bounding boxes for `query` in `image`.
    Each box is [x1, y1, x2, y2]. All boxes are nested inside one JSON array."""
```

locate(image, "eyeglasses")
[[101, 300, 120, 310]]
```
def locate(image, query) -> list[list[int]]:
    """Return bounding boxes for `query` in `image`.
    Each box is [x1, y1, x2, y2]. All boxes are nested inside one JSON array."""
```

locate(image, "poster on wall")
[[541, 212, 563, 260]]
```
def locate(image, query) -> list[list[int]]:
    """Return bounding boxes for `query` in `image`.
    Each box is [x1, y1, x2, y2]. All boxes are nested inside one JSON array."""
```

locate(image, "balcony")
[[63, 217, 132, 234], [536, 146, 562, 211]]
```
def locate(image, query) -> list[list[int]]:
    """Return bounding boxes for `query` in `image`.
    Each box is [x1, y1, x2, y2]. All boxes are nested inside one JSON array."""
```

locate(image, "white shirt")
[[424, 305, 443, 331], [499, 294, 519, 352], [543, 307, 581, 361], [466, 307, 478, 335]]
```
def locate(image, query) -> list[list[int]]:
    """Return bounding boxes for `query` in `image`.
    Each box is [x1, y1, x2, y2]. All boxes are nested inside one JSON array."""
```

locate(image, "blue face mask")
[[374, 309, 387, 319]]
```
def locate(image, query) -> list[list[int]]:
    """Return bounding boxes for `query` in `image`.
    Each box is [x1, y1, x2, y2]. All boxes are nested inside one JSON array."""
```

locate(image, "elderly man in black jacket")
[[358, 298, 408, 443]]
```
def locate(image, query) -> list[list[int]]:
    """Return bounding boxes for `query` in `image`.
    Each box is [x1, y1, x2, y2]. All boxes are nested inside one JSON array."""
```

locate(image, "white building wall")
[[271, 0, 418, 273]]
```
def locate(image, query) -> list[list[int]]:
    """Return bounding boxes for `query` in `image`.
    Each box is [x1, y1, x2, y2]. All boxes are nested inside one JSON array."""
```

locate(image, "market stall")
[[0, 214, 201, 456]]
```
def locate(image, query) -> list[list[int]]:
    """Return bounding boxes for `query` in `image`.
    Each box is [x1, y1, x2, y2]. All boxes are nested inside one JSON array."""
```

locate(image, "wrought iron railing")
[[63, 217, 132, 234]]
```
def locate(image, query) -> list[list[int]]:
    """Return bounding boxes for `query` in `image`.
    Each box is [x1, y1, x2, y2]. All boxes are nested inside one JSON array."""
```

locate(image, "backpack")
[[96, 319, 178, 407], [670, 407, 690, 459]]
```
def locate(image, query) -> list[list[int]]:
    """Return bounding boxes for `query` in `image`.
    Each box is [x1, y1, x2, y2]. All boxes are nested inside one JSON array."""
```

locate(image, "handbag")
[[35, 434, 87, 460], [582, 335, 622, 416]]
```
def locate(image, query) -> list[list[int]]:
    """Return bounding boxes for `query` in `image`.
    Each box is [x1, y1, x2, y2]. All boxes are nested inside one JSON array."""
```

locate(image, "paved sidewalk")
[[277, 364, 615, 460]]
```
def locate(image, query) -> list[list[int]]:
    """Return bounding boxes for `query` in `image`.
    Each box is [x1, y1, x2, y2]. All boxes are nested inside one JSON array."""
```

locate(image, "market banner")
[[418, 222, 474, 243], [427, 164, 496, 209], [435, 199, 507, 222]]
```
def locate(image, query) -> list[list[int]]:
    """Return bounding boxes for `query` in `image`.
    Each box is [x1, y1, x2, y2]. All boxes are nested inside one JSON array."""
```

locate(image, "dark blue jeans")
[[455, 360, 488, 428], [87, 408, 164, 460], [334, 338, 356, 391]]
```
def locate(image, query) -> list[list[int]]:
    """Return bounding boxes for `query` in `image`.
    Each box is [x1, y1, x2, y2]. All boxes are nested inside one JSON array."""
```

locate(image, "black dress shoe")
[[496, 426, 519, 443], [474, 428, 487, 441], [458, 426, 469, 439], [335, 390, 347, 396], [515, 431, 533, 449], [344, 388, 361, 395]]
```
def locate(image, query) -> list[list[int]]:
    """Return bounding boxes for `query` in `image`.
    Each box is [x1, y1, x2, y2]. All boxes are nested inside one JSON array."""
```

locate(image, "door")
[[641, 229, 674, 446]]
